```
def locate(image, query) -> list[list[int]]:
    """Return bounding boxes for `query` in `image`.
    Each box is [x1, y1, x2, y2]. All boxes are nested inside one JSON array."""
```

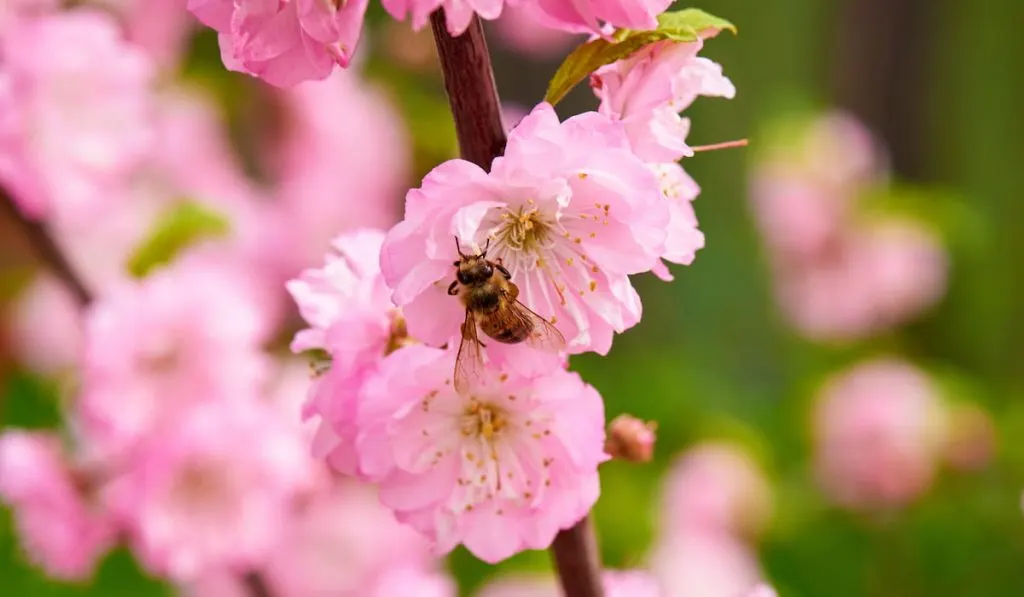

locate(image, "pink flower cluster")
[[284, 22, 733, 564], [382, 52, 732, 358], [290, 230, 608, 562], [749, 112, 949, 342], [811, 358, 993, 510], [649, 442, 775, 597], [186, 0, 704, 87], [0, 4, 435, 589]]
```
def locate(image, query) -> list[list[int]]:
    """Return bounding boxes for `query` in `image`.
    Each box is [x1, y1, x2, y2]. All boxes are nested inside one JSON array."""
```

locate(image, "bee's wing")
[[454, 309, 487, 394], [502, 290, 567, 353]]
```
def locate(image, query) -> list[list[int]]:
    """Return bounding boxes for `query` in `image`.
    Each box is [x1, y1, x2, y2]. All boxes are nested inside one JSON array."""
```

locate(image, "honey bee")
[[447, 237, 566, 392]]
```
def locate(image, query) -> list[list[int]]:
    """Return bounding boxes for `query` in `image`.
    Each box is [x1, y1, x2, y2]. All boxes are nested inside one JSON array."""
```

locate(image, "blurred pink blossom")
[[287, 229, 400, 475], [353, 344, 607, 563], [91, 0, 195, 67], [104, 399, 313, 581], [382, 0, 504, 36], [592, 35, 735, 163], [269, 70, 409, 278], [528, 0, 672, 36], [263, 480, 439, 596], [812, 358, 948, 509], [776, 219, 948, 342], [0, 431, 115, 580], [6, 274, 83, 374], [380, 102, 668, 356], [189, 0, 369, 87], [77, 250, 273, 460], [491, 4, 581, 58], [0, 9, 154, 221], [650, 532, 765, 597], [366, 567, 457, 597], [477, 570, 662, 597], [0, 0, 57, 33], [661, 442, 773, 540]]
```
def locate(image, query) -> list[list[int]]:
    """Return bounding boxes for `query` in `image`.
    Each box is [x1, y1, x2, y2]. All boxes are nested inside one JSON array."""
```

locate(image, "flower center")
[[138, 339, 182, 375], [168, 462, 234, 520], [461, 399, 507, 440], [495, 205, 554, 254]]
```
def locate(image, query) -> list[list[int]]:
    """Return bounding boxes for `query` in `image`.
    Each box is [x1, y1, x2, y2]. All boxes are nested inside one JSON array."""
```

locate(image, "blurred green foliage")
[[3, 0, 1024, 595]]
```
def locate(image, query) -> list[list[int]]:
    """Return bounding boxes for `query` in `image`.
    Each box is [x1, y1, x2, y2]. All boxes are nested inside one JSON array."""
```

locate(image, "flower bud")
[[605, 414, 657, 463]]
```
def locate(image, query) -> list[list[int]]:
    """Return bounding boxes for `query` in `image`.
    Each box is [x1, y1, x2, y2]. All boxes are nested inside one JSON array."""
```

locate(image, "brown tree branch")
[[429, 11, 605, 597], [242, 572, 272, 597], [552, 515, 606, 597], [0, 190, 93, 306], [428, 11, 507, 169]]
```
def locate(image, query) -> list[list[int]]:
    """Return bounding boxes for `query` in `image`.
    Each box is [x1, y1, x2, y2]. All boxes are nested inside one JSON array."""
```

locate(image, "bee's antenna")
[[481, 237, 491, 257], [454, 236, 467, 259]]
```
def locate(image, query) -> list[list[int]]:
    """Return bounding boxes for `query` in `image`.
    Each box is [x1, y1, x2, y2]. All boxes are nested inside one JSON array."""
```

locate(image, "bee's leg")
[[460, 321, 487, 348], [447, 280, 459, 296], [495, 262, 512, 280]]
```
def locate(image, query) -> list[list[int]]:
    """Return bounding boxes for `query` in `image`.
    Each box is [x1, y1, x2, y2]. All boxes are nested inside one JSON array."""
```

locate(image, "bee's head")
[[454, 237, 493, 285]]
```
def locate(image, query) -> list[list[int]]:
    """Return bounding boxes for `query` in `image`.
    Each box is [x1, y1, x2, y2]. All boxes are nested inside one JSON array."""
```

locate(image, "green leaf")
[[126, 201, 231, 278], [543, 8, 736, 106], [655, 8, 737, 39]]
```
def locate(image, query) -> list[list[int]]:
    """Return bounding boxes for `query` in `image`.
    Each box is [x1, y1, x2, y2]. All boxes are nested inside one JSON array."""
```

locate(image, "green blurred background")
[[2, 0, 1023, 595]]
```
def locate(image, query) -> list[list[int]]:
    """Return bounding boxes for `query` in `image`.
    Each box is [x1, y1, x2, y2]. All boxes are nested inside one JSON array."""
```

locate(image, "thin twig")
[[551, 515, 606, 597], [428, 11, 507, 169], [428, 10, 605, 597], [0, 190, 92, 306]]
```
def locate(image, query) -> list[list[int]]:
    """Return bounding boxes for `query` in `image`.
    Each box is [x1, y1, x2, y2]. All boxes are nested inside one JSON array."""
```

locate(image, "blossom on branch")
[[381, 103, 668, 356], [353, 344, 607, 563], [528, 0, 672, 36], [188, 0, 369, 87], [287, 229, 406, 475], [0, 431, 116, 580], [0, 10, 154, 221]]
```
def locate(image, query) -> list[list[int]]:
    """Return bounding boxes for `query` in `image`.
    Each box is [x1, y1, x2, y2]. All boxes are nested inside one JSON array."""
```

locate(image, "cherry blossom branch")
[[552, 515, 606, 597], [428, 11, 507, 169], [0, 189, 93, 306], [428, 10, 605, 596]]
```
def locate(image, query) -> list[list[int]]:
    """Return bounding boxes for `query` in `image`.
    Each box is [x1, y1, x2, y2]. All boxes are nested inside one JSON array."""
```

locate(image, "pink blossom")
[[104, 399, 313, 581], [287, 229, 401, 474], [263, 480, 438, 596], [6, 274, 84, 374], [492, 4, 582, 58], [661, 442, 773, 539], [748, 113, 885, 262], [0, 0, 57, 33], [528, 0, 672, 36], [478, 570, 663, 597], [92, 0, 196, 67], [269, 70, 409, 278], [366, 567, 457, 597], [0, 431, 115, 580], [0, 10, 154, 221], [649, 161, 704, 280], [77, 250, 273, 460], [812, 358, 948, 509], [747, 584, 779, 597], [189, 0, 369, 87], [592, 35, 735, 163], [353, 344, 607, 563], [380, 103, 668, 356], [382, 0, 504, 36], [776, 219, 948, 342], [650, 533, 764, 597]]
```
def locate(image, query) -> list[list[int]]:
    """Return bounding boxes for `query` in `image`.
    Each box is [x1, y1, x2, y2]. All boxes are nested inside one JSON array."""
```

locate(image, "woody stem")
[[429, 10, 606, 597], [0, 188, 93, 306]]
